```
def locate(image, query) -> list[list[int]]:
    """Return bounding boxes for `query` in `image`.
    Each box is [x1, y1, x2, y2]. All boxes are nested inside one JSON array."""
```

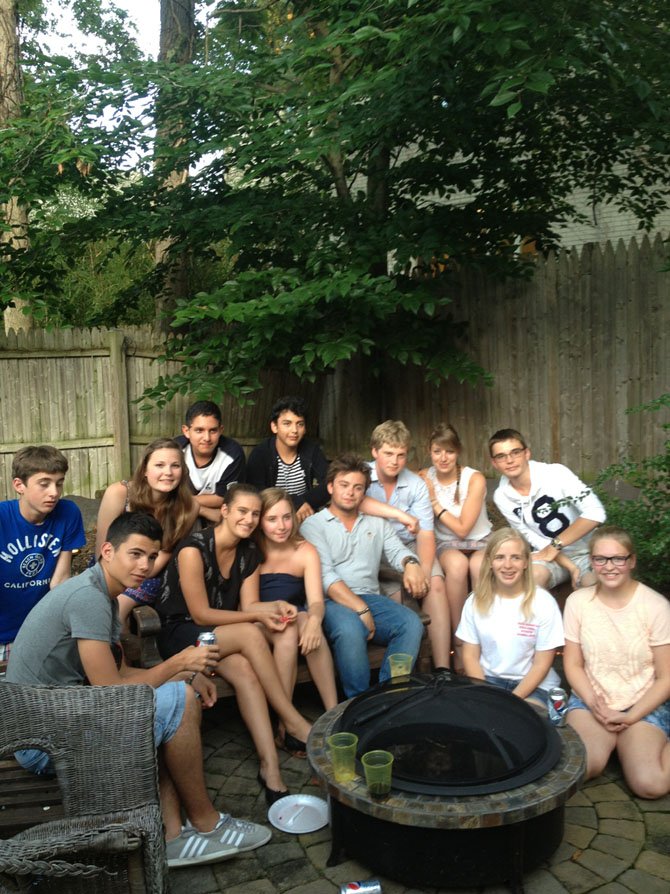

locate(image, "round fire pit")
[[307, 673, 585, 890]]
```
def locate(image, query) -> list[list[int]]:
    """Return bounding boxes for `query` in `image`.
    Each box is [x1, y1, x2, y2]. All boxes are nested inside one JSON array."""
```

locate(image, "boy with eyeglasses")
[[488, 429, 606, 589]]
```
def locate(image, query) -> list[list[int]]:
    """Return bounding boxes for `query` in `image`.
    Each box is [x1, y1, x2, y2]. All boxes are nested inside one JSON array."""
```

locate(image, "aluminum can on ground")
[[196, 631, 217, 647], [547, 686, 568, 727], [338, 881, 383, 894]]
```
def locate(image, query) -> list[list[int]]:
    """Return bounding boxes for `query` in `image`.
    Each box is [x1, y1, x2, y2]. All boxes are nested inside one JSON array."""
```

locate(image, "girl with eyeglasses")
[[564, 526, 670, 798]]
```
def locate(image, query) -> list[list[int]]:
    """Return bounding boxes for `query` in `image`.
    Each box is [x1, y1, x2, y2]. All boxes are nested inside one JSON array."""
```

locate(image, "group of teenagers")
[[2, 395, 670, 870]]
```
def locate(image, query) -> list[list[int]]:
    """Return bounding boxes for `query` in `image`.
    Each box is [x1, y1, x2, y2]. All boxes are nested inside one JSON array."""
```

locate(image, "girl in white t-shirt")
[[564, 526, 670, 798], [419, 424, 492, 669], [456, 527, 564, 704]]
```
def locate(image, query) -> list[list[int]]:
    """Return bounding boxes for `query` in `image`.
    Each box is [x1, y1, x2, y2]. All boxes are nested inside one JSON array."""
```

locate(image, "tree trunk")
[[0, 0, 31, 332], [154, 0, 195, 326]]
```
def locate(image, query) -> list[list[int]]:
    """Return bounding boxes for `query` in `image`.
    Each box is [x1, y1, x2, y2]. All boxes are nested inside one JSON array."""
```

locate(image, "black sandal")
[[277, 731, 307, 757]]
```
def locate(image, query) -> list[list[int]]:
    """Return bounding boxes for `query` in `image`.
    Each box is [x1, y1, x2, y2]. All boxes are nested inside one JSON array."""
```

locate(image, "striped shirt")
[[276, 456, 307, 496]]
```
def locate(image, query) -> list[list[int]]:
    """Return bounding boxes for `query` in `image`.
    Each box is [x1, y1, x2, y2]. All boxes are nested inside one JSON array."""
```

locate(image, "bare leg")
[[531, 562, 553, 589], [469, 549, 485, 586], [439, 549, 470, 670], [296, 614, 339, 711], [217, 653, 286, 793], [213, 622, 311, 743], [161, 685, 220, 833], [266, 623, 300, 703], [567, 708, 617, 779], [158, 756, 184, 840], [617, 721, 670, 799], [421, 573, 451, 669]]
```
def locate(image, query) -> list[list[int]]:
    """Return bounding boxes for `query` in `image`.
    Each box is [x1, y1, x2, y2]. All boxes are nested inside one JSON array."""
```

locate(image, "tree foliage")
[[2, 0, 670, 400]]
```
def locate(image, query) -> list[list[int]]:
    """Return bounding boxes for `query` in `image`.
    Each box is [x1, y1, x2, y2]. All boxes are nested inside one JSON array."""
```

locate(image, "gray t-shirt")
[[6, 563, 120, 686]]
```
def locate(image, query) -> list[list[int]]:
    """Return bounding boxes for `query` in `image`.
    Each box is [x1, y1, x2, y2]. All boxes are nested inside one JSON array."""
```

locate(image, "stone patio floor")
[[174, 685, 670, 894]]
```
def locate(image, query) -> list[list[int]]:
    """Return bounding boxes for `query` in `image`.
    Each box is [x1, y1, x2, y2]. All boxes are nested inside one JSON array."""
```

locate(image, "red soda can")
[[547, 686, 568, 726], [338, 881, 383, 894]]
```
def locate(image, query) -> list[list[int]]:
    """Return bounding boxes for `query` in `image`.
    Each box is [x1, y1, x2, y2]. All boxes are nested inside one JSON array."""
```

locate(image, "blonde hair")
[[589, 525, 635, 558], [429, 423, 463, 504], [473, 528, 536, 620], [370, 420, 411, 451], [256, 487, 302, 557], [129, 438, 194, 551]]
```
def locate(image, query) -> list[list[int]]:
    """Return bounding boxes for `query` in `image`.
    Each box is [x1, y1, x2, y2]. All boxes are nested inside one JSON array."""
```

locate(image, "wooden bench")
[[122, 591, 433, 698]]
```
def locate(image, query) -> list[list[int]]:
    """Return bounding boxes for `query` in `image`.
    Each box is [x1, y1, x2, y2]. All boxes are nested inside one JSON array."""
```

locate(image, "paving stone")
[[633, 794, 670, 812], [586, 782, 631, 803], [634, 848, 670, 879], [598, 819, 645, 842], [589, 885, 636, 894], [323, 857, 374, 885], [618, 867, 670, 894], [565, 806, 599, 829], [567, 791, 594, 808], [595, 801, 642, 821], [299, 825, 332, 847], [305, 841, 331, 870], [168, 866, 220, 893], [549, 841, 581, 866], [285, 881, 339, 894], [256, 840, 305, 868], [574, 848, 630, 881], [521, 868, 571, 893], [643, 811, 670, 853], [551, 860, 605, 893], [563, 823, 597, 849], [265, 857, 320, 891], [212, 854, 267, 888], [590, 833, 641, 863], [224, 880, 277, 894]]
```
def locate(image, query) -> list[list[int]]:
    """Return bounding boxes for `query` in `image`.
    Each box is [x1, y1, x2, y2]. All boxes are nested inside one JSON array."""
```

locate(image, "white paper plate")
[[267, 794, 329, 834]]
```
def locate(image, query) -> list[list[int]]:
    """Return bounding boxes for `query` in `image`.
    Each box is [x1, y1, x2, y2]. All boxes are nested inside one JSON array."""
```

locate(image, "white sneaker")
[[167, 812, 271, 868]]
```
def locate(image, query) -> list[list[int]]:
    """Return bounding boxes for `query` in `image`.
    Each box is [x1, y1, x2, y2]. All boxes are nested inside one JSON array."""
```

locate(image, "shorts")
[[436, 538, 488, 556], [15, 682, 186, 776], [532, 550, 592, 589], [484, 675, 549, 706], [567, 693, 670, 736]]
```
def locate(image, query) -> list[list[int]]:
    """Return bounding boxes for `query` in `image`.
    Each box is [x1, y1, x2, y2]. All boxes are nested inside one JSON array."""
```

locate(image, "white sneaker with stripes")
[[166, 812, 272, 868]]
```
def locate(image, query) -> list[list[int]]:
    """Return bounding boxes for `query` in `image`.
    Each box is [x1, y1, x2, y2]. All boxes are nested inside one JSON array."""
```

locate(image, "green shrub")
[[595, 395, 670, 595]]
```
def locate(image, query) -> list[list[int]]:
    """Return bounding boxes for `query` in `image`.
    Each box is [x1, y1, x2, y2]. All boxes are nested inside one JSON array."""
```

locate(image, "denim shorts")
[[567, 692, 670, 736], [15, 682, 186, 775], [485, 674, 549, 705]]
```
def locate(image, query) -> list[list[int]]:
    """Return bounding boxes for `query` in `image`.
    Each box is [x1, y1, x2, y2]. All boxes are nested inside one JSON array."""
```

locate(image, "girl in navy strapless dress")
[[245, 488, 338, 753]]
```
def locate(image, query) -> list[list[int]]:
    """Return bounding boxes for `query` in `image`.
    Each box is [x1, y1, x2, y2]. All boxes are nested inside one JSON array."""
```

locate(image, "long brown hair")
[[473, 528, 536, 620], [429, 423, 463, 504], [129, 438, 194, 551], [255, 487, 302, 558]]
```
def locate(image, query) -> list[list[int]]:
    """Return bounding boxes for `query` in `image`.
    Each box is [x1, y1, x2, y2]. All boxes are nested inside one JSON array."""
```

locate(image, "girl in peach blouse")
[[564, 526, 670, 798]]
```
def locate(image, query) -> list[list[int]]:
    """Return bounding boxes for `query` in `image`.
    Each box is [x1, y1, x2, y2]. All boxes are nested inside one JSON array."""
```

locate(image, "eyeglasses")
[[591, 555, 631, 567], [492, 447, 526, 463]]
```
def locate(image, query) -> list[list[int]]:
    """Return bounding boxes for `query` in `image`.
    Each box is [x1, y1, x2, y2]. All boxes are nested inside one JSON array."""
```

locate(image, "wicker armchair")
[[0, 683, 167, 894]]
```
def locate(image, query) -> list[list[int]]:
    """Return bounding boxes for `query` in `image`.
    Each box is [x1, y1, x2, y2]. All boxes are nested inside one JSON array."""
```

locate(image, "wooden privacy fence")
[[0, 234, 667, 499]]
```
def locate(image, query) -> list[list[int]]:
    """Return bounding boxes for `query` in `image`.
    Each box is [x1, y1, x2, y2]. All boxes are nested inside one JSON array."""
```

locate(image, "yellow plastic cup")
[[388, 652, 413, 678], [362, 749, 394, 799], [327, 732, 359, 783]]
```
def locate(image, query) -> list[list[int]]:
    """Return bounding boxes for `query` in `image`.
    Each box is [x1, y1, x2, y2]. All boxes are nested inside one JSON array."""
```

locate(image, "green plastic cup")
[[388, 652, 413, 678], [327, 732, 359, 783], [362, 749, 394, 799]]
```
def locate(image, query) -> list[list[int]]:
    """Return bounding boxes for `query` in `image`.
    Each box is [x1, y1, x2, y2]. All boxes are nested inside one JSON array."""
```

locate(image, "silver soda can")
[[339, 881, 383, 894], [547, 686, 568, 726], [196, 631, 217, 647]]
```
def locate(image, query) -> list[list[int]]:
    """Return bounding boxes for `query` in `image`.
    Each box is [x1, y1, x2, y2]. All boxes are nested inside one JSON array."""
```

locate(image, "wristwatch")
[[403, 556, 420, 566], [550, 537, 564, 551]]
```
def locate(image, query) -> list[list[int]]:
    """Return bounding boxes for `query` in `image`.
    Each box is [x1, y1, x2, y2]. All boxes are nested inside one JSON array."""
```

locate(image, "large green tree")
[[2, 0, 670, 402]]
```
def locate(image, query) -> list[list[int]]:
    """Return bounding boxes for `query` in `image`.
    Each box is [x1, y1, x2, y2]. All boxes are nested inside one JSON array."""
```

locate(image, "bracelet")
[[356, 607, 371, 616], [186, 671, 198, 685], [436, 508, 446, 521]]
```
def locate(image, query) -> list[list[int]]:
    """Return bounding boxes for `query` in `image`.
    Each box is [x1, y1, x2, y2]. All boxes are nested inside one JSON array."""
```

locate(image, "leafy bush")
[[595, 395, 670, 594]]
